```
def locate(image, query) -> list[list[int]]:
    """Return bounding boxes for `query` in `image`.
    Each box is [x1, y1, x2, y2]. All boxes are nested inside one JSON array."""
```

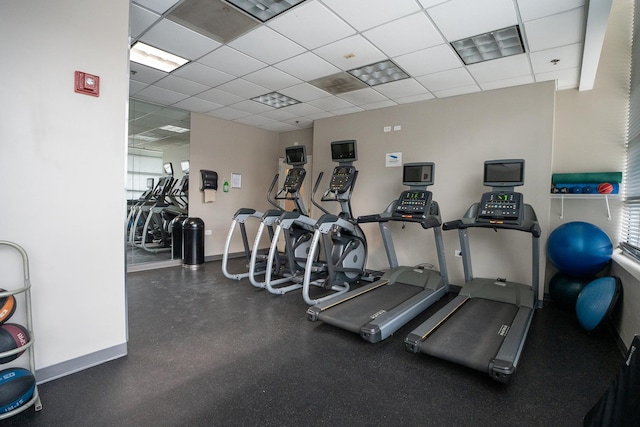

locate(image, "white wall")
[[0, 1, 129, 378]]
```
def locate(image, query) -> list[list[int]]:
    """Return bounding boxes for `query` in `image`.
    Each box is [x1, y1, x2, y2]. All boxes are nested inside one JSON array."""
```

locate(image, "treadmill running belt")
[[318, 282, 425, 333], [419, 298, 519, 372]]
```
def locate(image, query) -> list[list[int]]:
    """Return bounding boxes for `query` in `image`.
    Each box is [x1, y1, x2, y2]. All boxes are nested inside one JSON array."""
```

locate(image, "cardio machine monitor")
[[331, 140, 357, 163], [285, 145, 307, 166], [483, 159, 524, 188], [163, 162, 174, 176], [403, 162, 434, 187]]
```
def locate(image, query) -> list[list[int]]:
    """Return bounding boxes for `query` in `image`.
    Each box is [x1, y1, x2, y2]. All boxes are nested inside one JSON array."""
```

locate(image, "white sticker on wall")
[[386, 152, 402, 167]]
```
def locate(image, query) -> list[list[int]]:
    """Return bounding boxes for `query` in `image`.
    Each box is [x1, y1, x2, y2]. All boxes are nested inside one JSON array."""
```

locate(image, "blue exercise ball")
[[547, 222, 612, 276], [575, 277, 621, 331], [548, 272, 594, 311]]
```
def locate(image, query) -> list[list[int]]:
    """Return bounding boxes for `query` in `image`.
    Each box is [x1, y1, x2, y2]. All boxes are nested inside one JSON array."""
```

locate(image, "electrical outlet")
[[383, 126, 391, 132], [454, 250, 462, 257], [205, 230, 212, 236]]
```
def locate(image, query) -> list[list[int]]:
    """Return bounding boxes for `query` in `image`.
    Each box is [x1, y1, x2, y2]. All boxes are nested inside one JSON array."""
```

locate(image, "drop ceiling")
[[129, 0, 610, 136]]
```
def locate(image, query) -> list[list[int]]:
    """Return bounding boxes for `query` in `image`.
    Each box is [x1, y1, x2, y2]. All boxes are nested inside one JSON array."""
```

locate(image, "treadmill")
[[306, 162, 449, 343], [404, 159, 541, 383]]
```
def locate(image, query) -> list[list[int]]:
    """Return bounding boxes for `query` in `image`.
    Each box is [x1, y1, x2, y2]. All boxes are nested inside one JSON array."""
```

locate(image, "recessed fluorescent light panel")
[[451, 26, 525, 65], [252, 92, 300, 108], [348, 60, 410, 86], [225, 0, 306, 22], [130, 42, 189, 73], [159, 125, 190, 134]]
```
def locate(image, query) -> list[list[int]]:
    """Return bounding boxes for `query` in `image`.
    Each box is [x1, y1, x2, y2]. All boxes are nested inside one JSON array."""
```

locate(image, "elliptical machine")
[[248, 146, 317, 292], [296, 140, 368, 305], [222, 145, 310, 284]]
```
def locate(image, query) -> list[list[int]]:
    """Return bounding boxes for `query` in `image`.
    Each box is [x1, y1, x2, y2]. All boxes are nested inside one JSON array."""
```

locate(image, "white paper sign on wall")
[[386, 152, 402, 167]]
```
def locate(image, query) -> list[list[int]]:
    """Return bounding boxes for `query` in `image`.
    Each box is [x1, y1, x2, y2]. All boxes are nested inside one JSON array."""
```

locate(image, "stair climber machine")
[[222, 145, 310, 286], [404, 159, 541, 383], [280, 139, 368, 305], [306, 162, 449, 343]]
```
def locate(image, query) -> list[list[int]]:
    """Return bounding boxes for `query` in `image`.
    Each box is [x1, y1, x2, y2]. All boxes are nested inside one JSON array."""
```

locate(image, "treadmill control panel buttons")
[[477, 191, 523, 223], [394, 190, 433, 219]]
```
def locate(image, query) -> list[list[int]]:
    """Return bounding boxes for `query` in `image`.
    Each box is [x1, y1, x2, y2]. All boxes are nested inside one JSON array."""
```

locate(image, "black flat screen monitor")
[[331, 140, 357, 163], [285, 145, 307, 166], [403, 162, 434, 187], [483, 159, 525, 187], [163, 162, 173, 176]]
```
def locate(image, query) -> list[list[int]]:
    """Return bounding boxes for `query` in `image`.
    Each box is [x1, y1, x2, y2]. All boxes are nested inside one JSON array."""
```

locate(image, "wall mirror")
[[126, 99, 190, 270]]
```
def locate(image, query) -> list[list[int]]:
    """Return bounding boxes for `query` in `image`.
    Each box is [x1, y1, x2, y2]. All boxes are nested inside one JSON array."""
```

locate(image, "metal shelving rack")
[[0, 241, 42, 420]]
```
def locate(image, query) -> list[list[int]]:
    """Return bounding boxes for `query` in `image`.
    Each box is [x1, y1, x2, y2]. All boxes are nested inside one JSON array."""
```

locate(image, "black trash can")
[[182, 217, 205, 269], [171, 215, 187, 260]]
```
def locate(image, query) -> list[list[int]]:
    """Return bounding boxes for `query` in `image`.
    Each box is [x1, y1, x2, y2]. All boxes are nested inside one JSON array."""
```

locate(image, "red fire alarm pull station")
[[74, 71, 100, 97]]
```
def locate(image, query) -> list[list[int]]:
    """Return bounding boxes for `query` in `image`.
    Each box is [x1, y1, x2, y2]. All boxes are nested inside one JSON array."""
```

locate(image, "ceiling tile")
[[395, 92, 436, 104], [173, 97, 223, 113], [307, 97, 354, 111], [153, 75, 209, 96], [228, 26, 306, 64], [433, 84, 481, 98], [279, 83, 332, 102], [374, 79, 430, 99], [133, 0, 180, 14], [130, 62, 166, 84], [259, 121, 301, 132], [216, 79, 270, 99], [427, 0, 518, 41], [135, 85, 190, 105], [243, 67, 302, 91], [130, 3, 159, 39], [198, 46, 266, 77], [206, 107, 252, 120], [479, 75, 535, 90], [394, 44, 462, 77], [275, 52, 341, 81], [530, 43, 583, 74], [313, 35, 386, 70], [140, 18, 221, 60], [337, 88, 389, 105], [517, 0, 585, 22], [525, 8, 586, 52], [417, 67, 475, 91], [172, 62, 235, 87], [305, 111, 335, 121], [330, 106, 365, 116], [230, 100, 275, 114], [268, 1, 356, 50], [418, 0, 451, 8], [195, 87, 244, 105], [322, 0, 421, 31], [363, 12, 443, 57], [129, 80, 148, 95], [260, 109, 298, 121], [466, 54, 531, 83], [279, 103, 326, 116], [234, 115, 277, 127], [361, 100, 397, 110]]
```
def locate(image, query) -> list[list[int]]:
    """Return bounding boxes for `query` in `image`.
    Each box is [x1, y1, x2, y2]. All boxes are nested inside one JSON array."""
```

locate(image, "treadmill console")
[[477, 191, 523, 224], [329, 165, 357, 194], [393, 190, 433, 219], [283, 167, 306, 193]]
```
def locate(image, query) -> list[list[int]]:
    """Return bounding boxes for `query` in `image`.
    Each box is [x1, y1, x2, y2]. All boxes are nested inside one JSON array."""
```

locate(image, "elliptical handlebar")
[[266, 173, 281, 210], [311, 172, 331, 216]]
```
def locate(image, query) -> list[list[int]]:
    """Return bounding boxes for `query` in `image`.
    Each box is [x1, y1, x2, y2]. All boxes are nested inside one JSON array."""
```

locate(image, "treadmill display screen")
[[402, 162, 434, 187], [331, 140, 357, 163], [483, 159, 524, 187], [477, 191, 523, 223], [285, 145, 307, 166]]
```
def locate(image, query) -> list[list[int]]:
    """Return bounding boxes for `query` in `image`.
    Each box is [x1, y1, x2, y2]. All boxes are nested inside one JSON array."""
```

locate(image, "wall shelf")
[[550, 193, 620, 220]]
